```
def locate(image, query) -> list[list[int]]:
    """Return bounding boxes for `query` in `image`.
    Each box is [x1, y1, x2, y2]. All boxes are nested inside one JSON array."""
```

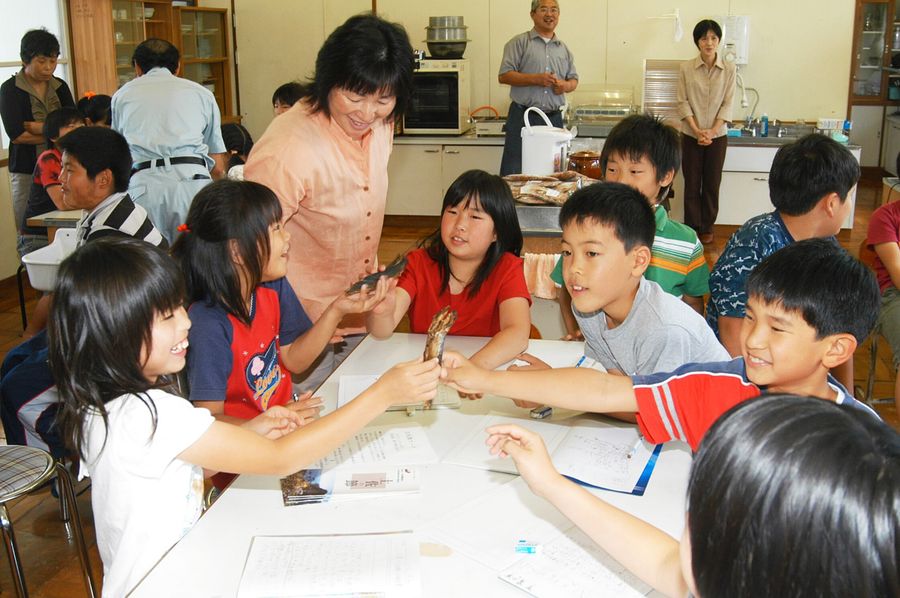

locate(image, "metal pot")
[[425, 26, 469, 41], [429, 16, 464, 27]]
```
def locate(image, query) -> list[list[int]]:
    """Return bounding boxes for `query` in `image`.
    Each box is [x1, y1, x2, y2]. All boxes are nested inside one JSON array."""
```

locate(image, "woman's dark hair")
[[132, 38, 179, 74], [559, 182, 655, 252], [48, 237, 185, 460], [300, 13, 414, 122], [77, 94, 113, 126], [688, 395, 899, 598], [56, 127, 132, 192], [420, 170, 522, 298], [692, 19, 722, 47], [746, 238, 879, 343], [42, 107, 83, 141], [272, 82, 303, 107], [221, 123, 254, 169], [20, 29, 60, 63], [171, 179, 282, 325]]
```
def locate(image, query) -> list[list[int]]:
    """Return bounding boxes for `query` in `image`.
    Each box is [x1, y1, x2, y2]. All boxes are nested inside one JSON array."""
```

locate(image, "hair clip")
[[176, 223, 191, 233], [83, 90, 96, 99]]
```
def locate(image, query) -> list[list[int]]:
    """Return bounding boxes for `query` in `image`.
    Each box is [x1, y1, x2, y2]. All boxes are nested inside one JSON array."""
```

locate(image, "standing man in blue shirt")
[[498, 0, 578, 176], [112, 38, 226, 243]]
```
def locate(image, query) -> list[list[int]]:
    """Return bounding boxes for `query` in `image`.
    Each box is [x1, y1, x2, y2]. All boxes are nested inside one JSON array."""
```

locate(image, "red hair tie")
[[176, 223, 190, 233]]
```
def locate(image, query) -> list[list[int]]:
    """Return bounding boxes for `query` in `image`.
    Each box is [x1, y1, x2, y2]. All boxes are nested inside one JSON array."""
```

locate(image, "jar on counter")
[[567, 150, 602, 179]]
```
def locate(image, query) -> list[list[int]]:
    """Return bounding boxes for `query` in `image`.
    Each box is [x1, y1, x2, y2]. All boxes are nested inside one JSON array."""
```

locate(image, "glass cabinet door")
[[112, 0, 143, 87], [853, 1, 889, 98]]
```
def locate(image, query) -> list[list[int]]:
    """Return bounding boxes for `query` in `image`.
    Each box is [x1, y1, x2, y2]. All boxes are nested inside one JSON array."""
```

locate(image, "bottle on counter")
[[760, 113, 769, 137]]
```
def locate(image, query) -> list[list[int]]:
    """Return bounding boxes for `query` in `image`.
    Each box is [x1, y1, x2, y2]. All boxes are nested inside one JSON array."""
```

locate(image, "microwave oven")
[[403, 58, 471, 135]]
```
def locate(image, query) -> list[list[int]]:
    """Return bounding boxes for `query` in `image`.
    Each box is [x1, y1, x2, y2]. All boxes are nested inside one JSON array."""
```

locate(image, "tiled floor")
[[0, 176, 895, 596]]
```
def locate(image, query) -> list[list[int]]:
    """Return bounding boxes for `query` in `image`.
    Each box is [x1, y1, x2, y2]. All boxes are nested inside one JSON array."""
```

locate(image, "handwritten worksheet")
[[442, 413, 660, 494], [237, 532, 420, 597], [499, 526, 652, 597], [313, 424, 438, 469]]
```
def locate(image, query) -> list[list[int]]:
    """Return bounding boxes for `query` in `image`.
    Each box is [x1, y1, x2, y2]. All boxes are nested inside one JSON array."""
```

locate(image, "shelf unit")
[[69, 0, 236, 120], [849, 0, 900, 104]]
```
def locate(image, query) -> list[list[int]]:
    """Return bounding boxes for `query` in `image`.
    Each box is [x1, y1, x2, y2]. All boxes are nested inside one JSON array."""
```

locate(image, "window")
[[0, 0, 71, 151]]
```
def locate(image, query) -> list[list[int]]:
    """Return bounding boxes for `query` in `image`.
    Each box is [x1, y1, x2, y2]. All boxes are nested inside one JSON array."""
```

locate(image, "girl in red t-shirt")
[[367, 169, 532, 371]]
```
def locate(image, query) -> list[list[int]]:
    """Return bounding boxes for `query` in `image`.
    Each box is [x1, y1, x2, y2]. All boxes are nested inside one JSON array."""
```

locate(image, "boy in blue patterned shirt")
[[706, 134, 859, 358]]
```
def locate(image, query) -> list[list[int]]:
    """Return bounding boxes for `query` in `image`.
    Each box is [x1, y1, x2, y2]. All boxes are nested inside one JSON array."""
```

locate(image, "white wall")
[[231, 0, 855, 140], [0, 166, 18, 279]]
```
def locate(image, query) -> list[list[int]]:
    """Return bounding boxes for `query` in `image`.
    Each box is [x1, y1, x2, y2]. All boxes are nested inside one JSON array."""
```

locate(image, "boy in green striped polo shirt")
[[554, 115, 709, 339]]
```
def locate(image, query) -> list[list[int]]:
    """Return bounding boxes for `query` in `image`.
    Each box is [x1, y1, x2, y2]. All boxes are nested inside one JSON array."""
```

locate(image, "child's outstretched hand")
[[332, 274, 395, 315], [485, 423, 562, 498], [372, 356, 441, 408], [440, 350, 488, 396], [285, 391, 323, 426], [243, 406, 303, 439]]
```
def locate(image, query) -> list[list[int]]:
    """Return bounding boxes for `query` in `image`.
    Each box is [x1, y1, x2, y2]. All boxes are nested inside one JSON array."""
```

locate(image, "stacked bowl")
[[425, 16, 469, 58]]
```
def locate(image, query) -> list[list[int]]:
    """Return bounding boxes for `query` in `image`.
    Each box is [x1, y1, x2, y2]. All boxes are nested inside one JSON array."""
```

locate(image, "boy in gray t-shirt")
[[519, 182, 727, 379]]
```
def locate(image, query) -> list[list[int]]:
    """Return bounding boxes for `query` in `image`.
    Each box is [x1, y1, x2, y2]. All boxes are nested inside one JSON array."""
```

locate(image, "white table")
[[131, 334, 692, 597]]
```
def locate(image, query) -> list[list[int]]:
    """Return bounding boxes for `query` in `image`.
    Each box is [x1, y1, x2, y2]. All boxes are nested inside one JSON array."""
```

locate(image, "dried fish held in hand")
[[345, 255, 407, 295], [423, 306, 457, 364]]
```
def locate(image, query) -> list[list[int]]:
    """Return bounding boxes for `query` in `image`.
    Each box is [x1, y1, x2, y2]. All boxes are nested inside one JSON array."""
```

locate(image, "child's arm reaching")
[[366, 286, 412, 339], [281, 276, 394, 373], [178, 357, 442, 476], [442, 350, 638, 413], [485, 424, 689, 598], [467, 296, 531, 370]]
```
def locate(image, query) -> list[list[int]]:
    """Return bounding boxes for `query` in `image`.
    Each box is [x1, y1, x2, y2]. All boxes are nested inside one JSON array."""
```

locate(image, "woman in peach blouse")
[[245, 14, 415, 391]]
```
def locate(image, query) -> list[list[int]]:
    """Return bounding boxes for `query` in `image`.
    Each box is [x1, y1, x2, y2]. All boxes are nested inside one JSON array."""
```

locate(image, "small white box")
[[22, 229, 77, 292]]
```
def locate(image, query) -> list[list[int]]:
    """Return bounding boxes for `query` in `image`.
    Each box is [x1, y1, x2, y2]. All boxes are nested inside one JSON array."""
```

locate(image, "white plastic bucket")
[[520, 106, 574, 175], [22, 228, 78, 291]]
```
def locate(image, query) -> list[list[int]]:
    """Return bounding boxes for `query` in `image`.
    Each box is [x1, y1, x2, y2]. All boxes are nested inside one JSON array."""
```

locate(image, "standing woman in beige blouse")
[[676, 19, 736, 245]]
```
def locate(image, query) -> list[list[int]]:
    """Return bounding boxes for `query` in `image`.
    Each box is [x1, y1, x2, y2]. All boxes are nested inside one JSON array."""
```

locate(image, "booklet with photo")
[[442, 412, 661, 495], [280, 466, 421, 506]]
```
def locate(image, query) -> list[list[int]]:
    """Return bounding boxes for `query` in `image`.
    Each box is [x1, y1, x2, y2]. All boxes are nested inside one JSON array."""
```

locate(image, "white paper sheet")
[[237, 532, 420, 597], [314, 424, 438, 469], [442, 412, 571, 474], [421, 478, 572, 571], [281, 466, 422, 506], [442, 414, 656, 493], [499, 526, 652, 597]]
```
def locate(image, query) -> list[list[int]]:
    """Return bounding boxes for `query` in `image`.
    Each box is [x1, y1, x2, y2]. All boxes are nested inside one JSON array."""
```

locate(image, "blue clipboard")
[[562, 442, 662, 496]]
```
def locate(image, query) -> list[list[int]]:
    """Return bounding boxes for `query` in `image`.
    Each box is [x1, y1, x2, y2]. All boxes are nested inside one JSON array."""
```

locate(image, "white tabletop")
[[131, 334, 692, 597]]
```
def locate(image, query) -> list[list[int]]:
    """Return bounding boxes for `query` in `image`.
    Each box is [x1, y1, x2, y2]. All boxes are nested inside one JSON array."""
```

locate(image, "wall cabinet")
[[69, 0, 236, 120], [386, 143, 503, 215]]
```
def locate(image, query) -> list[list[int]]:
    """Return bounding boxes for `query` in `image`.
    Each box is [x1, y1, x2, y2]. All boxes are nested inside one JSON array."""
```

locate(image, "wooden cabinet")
[[850, 0, 895, 104], [385, 142, 503, 215], [882, 115, 900, 174], [850, 104, 886, 166], [69, 0, 235, 119]]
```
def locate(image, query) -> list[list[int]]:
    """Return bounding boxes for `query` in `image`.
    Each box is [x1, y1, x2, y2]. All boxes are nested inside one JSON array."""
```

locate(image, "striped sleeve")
[[633, 370, 761, 450]]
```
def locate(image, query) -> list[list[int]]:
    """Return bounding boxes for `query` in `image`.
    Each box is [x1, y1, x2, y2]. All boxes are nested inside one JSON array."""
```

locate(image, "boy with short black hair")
[[554, 115, 708, 338], [530, 182, 726, 379], [445, 239, 879, 450], [56, 126, 166, 248], [707, 133, 859, 356]]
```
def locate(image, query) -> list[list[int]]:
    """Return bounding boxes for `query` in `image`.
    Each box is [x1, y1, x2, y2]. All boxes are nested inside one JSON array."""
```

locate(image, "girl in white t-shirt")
[[47, 237, 441, 597]]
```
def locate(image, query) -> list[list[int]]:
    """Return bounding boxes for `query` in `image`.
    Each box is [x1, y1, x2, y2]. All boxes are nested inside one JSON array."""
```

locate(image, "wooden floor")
[[0, 174, 896, 596]]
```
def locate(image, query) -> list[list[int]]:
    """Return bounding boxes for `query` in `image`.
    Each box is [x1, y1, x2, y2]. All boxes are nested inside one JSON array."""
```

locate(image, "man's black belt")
[[514, 102, 561, 117], [132, 156, 207, 173]]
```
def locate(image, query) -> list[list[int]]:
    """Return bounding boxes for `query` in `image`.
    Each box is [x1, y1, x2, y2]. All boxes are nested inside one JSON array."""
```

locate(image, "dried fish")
[[345, 254, 407, 295]]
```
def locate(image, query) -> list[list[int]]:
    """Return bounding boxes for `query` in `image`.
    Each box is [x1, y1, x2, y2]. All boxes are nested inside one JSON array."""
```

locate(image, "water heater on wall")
[[716, 15, 750, 65]]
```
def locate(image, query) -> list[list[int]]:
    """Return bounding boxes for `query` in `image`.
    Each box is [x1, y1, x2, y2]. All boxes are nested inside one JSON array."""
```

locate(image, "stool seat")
[[0, 446, 55, 502]]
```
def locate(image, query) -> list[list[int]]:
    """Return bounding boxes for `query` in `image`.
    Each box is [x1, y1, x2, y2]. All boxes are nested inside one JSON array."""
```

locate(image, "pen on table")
[[574, 355, 586, 368]]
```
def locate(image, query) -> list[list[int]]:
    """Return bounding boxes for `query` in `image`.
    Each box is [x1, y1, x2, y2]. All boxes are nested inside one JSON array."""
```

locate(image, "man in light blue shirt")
[[112, 38, 226, 243]]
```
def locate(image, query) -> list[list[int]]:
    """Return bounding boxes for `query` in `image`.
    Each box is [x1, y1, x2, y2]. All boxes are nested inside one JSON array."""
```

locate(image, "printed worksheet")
[[313, 424, 438, 470], [280, 466, 422, 506], [499, 526, 652, 597], [237, 532, 420, 597], [442, 413, 659, 494]]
